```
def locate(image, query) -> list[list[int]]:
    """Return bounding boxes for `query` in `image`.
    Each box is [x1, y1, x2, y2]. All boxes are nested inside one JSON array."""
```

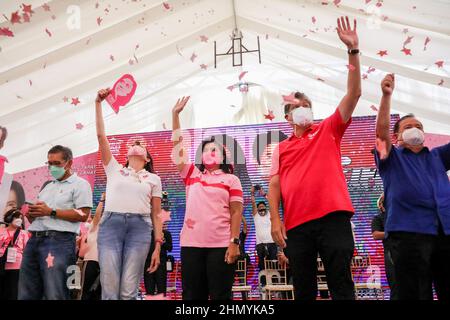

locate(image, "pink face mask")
[[202, 151, 221, 169], [127, 145, 147, 159]]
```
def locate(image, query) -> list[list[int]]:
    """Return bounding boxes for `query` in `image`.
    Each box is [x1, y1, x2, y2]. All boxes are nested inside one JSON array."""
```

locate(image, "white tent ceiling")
[[1, 0, 449, 173]]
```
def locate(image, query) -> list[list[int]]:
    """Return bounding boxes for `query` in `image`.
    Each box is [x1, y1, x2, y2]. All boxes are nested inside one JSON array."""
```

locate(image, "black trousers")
[[81, 261, 101, 300], [286, 211, 355, 300], [181, 247, 235, 300], [383, 244, 399, 300], [389, 229, 450, 301], [256, 242, 278, 286], [0, 269, 20, 300], [144, 256, 167, 295]]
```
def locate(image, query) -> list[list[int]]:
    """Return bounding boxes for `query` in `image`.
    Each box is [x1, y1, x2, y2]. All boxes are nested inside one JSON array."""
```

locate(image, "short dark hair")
[[393, 114, 415, 134], [0, 126, 7, 148], [284, 92, 312, 114], [253, 130, 288, 165], [10, 180, 25, 210], [197, 136, 234, 174], [4, 208, 22, 224], [257, 201, 266, 208], [48, 145, 73, 161]]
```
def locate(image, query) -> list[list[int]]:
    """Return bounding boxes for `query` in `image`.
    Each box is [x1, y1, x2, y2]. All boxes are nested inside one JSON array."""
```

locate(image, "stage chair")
[[232, 259, 252, 300], [260, 259, 294, 300]]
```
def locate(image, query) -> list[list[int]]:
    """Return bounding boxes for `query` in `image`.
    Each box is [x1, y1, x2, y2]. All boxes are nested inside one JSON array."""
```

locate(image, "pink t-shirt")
[[179, 164, 243, 248], [0, 228, 29, 270]]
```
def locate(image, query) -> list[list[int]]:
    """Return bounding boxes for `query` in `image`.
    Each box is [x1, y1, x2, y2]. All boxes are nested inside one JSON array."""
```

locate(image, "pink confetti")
[[46, 253, 54, 268], [62, 96, 69, 102], [333, 0, 341, 6], [75, 123, 84, 130], [377, 50, 388, 57], [365, 0, 371, 3], [403, 28, 409, 34], [45, 28, 52, 37], [312, 16, 317, 24], [400, 48, 412, 56], [190, 52, 197, 62], [97, 17, 102, 26], [376, 0, 383, 7], [200, 64, 208, 70], [347, 64, 356, 71], [22, 13, 30, 23], [227, 85, 235, 91], [28, 79, 32, 86], [71, 97, 80, 106], [238, 71, 248, 81], [128, 59, 134, 65], [163, 2, 171, 10], [42, 3, 50, 11], [367, 66, 376, 73], [438, 79, 444, 86], [403, 36, 414, 47], [362, 74, 368, 80], [109, 54, 114, 61], [264, 110, 275, 121], [435, 60, 444, 68], [199, 35, 208, 42], [10, 11, 21, 24], [370, 105, 379, 112], [158, 210, 171, 223], [424, 37, 431, 50], [316, 77, 325, 82], [0, 27, 14, 37]]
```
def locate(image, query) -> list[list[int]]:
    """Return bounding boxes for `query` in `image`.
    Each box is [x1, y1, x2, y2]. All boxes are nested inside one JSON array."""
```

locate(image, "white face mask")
[[12, 218, 22, 228], [292, 107, 313, 127], [401, 128, 424, 146]]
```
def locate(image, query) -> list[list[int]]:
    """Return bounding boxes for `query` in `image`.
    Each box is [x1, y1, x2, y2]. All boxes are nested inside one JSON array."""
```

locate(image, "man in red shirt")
[[268, 16, 361, 300]]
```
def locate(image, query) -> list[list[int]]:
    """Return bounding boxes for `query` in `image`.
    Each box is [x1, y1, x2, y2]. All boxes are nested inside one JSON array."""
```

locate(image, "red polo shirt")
[[270, 108, 354, 231]]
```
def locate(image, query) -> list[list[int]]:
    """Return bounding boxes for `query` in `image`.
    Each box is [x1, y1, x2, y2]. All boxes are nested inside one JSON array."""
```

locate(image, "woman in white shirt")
[[95, 88, 163, 300]]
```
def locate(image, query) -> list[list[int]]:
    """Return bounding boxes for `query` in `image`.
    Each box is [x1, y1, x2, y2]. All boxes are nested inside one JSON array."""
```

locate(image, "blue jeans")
[[97, 212, 152, 300], [18, 232, 76, 300]]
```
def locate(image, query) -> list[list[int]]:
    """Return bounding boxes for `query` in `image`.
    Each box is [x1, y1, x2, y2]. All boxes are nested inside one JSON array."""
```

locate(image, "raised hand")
[[172, 96, 190, 115], [96, 88, 110, 103], [381, 73, 395, 96], [337, 16, 358, 49]]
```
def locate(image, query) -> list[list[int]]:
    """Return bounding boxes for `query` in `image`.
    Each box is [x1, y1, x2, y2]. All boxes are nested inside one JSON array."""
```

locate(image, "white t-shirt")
[[104, 157, 162, 215], [253, 212, 274, 245]]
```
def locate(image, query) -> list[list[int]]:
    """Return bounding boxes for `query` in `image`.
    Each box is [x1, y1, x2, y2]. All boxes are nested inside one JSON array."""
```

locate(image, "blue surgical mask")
[[49, 165, 66, 180]]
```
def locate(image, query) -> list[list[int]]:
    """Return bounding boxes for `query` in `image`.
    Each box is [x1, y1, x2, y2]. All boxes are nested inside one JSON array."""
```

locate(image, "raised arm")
[[95, 89, 113, 166], [336, 16, 362, 123], [376, 74, 395, 159], [250, 186, 257, 216], [171, 96, 191, 172]]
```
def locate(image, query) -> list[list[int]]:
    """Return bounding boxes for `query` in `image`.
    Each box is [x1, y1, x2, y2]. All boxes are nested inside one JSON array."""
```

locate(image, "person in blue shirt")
[[19, 145, 93, 300], [374, 73, 450, 300]]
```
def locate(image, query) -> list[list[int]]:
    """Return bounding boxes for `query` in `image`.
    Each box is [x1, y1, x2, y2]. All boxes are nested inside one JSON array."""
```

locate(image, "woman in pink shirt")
[[0, 209, 29, 300], [172, 97, 244, 300]]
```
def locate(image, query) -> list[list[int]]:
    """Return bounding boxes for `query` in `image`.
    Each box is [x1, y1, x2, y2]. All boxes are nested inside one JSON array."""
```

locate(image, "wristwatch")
[[347, 48, 360, 55], [230, 238, 241, 246], [50, 209, 57, 219]]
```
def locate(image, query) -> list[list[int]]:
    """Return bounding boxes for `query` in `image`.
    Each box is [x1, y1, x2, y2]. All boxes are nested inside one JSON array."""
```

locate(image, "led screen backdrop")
[[93, 114, 399, 294]]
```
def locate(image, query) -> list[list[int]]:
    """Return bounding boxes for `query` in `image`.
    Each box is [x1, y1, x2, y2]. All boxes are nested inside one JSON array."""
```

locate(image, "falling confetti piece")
[[0, 27, 14, 37], [109, 54, 114, 61], [227, 85, 235, 91], [435, 60, 444, 68], [370, 105, 379, 112], [333, 0, 341, 6], [158, 210, 171, 223], [403, 36, 414, 47], [367, 66, 376, 73], [376, 1, 383, 7], [200, 64, 208, 70], [75, 123, 84, 130], [438, 79, 444, 86], [45, 28, 52, 37], [97, 17, 102, 26], [22, 3, 34, 16], [199, 35, 208, 42], [42, 3, 50, 11], [377, 50, 388, 57], [163, 2, 171, 10], [400, 48, 412, 56], [22, 13, 30, 23], [312, 16, 316, 24], [402, 28, 409, 34], [10, 11, 21, 24], [190, 52, 197, 62], [424, 37, 431, 50], [28, 80, 32, 86], [362, 74, 368, 80], [62, 96, 69, 102], [238, 71, 248, 81], [128, 59, 134, 65], [71, 97, 80, 106], [264, 110, 275, 121], [46, 253, 54, 268], [316, 77, 325, 82], [347, 64, 356, 71]]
